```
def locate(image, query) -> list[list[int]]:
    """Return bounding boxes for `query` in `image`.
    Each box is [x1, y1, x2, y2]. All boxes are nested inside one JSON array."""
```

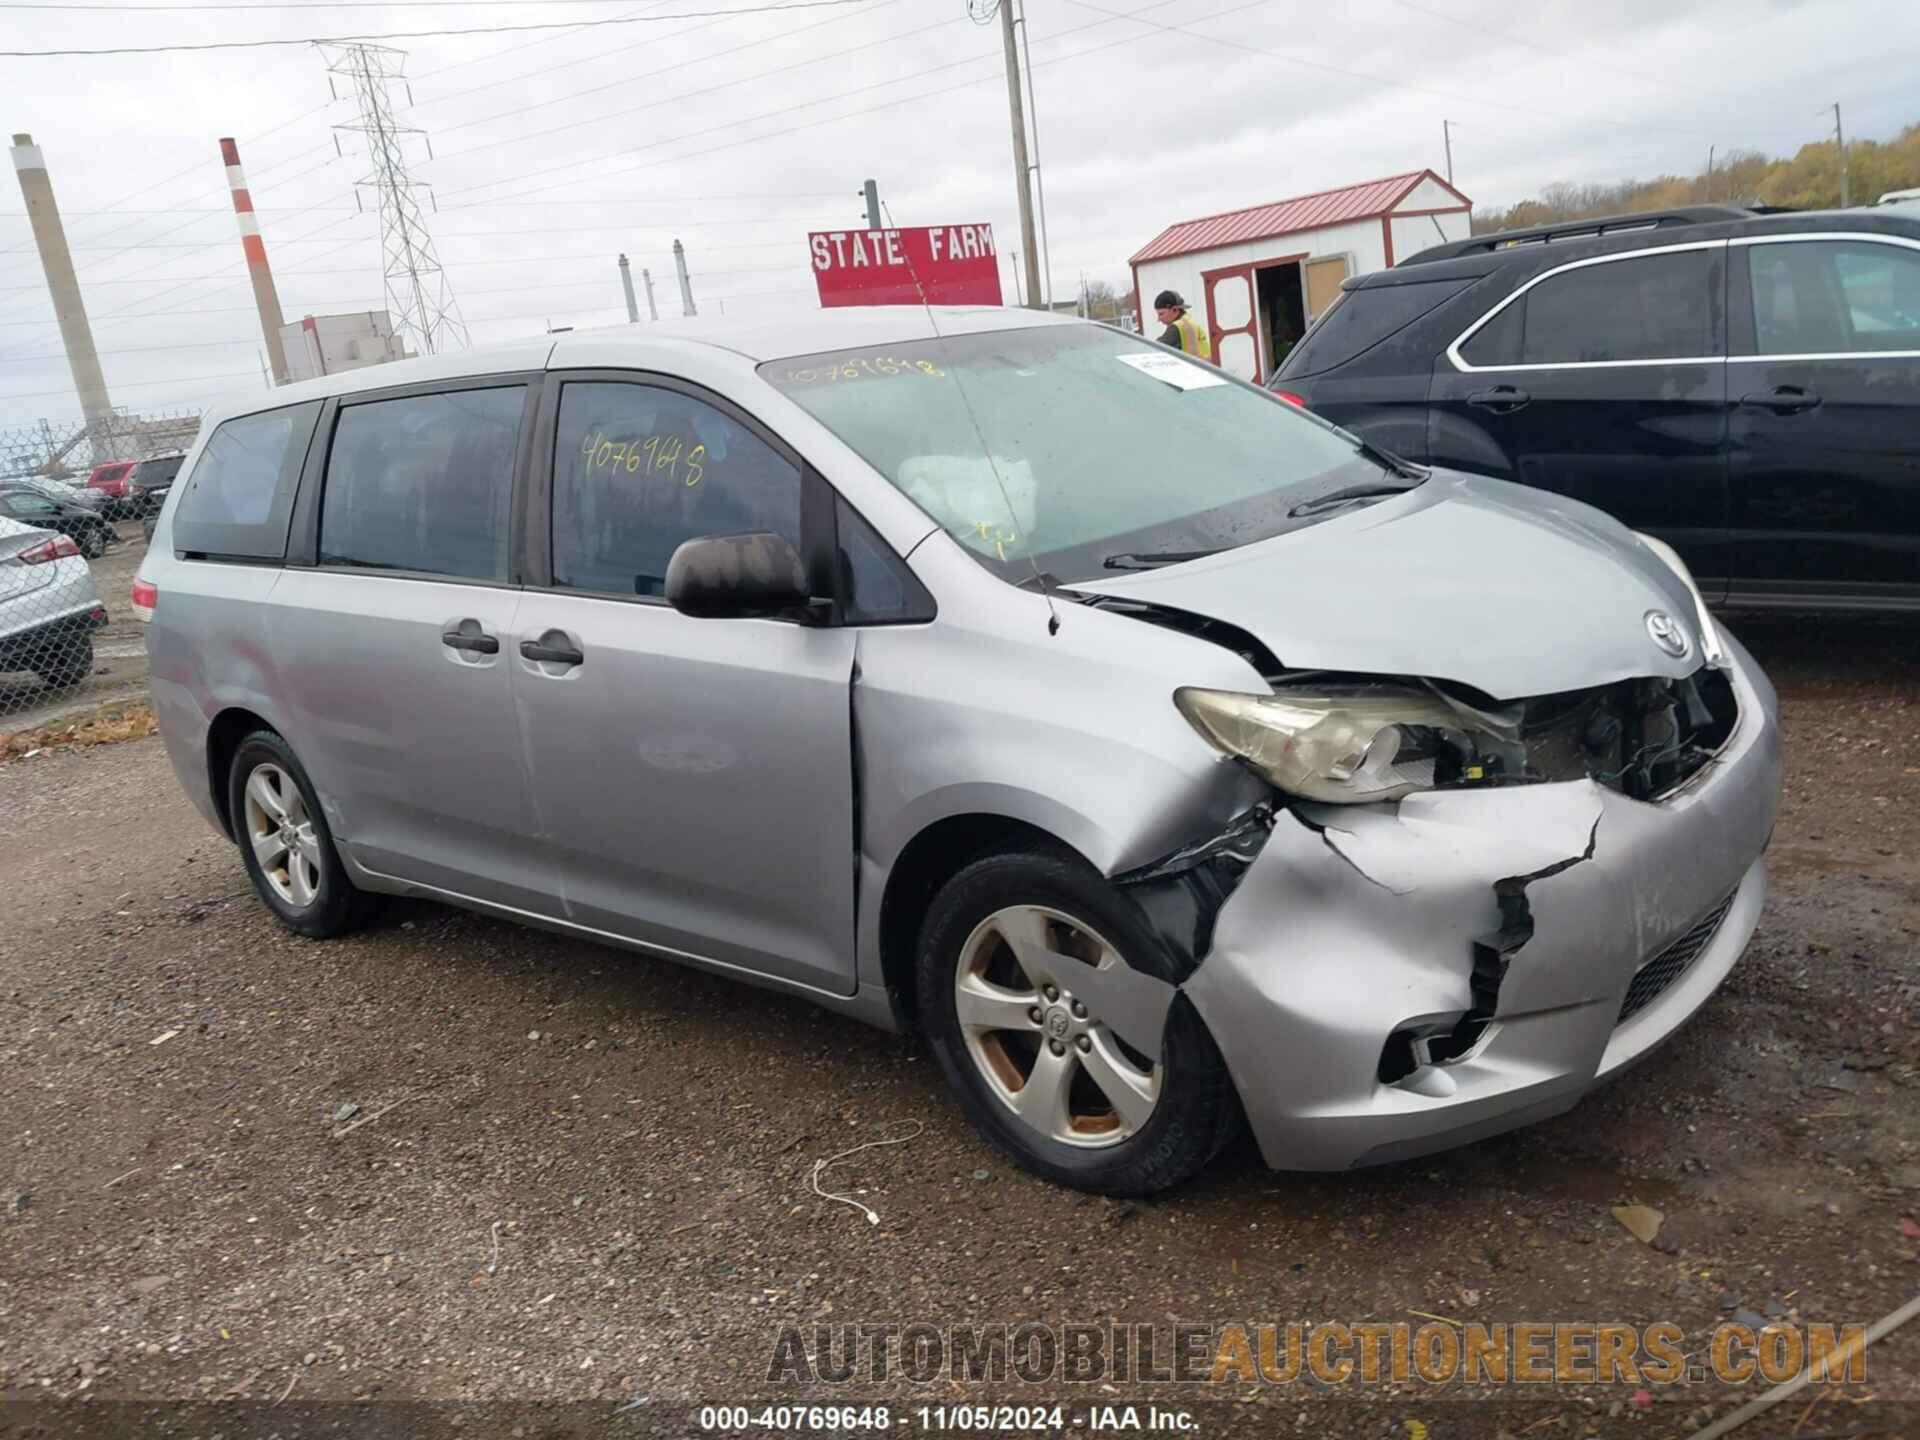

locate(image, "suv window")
[[1462, 250, 1715, 366], [132, 455, 184, 488], [319, 386, 525, 582], [1281, 277, 1474, 377], [172, 401, 322, 558], [1749, 239, 1920, 354], [551, 381, 802, 598]]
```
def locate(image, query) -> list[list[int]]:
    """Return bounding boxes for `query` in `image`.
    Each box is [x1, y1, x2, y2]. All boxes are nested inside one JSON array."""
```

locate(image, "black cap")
[[1152, 290, 1185, 310]]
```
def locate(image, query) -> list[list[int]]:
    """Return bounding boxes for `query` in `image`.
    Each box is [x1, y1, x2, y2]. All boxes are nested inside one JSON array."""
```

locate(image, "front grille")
[[1616, 889, 1738, 1025]]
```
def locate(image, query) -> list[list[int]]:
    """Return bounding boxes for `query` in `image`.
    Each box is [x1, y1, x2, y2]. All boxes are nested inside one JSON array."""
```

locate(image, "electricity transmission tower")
[[322, 42, 469, 355]]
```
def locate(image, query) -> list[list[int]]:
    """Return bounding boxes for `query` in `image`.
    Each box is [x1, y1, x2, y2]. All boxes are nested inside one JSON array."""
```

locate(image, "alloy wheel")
[[954, 904, 1161, 1148], [242, 762, 323, 908]]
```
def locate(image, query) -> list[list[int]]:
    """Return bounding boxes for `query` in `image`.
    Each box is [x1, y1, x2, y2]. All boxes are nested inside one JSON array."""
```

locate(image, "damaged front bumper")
[[1182, 634, 1781, 1172]]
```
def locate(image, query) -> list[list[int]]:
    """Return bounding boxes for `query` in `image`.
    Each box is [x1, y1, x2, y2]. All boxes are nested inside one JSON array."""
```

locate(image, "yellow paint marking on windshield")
[[782, 355, 945, 385]]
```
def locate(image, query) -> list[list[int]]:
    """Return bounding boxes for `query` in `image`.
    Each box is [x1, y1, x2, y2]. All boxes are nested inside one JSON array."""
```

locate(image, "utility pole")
[[673, 239, 696, 317], [1833, 102, 1850, 207], [1442, 120, 1454, 186], [618, 253, 639, 323], [1705, 145, 1715, 202], [641, 267, 659, 321], [862, 179, 882, 232], [1010, 251, 1024, 306], [1014, 0, 1052, 307], [997, 0, 1042, 310]]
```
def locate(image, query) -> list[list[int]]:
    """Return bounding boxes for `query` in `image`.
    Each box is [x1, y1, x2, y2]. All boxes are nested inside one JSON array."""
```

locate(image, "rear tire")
[[33, 636, 93, 689], [227, 729, 376, 938], [915, 847, 1242, 1196], [78, 522, 109, 559]]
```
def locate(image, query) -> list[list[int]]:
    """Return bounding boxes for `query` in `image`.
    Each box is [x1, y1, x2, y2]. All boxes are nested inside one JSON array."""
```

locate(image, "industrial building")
[[1128, 170, 1473, 384], [278, 311, 410, 383]]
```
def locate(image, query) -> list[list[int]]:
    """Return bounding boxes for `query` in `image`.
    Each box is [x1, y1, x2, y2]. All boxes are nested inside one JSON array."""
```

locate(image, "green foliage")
[[1472, 124, 1920, 232]]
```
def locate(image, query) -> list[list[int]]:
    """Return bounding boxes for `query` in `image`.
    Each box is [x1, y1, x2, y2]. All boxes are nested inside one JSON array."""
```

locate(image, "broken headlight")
[[1174, 686, 1527, 804]]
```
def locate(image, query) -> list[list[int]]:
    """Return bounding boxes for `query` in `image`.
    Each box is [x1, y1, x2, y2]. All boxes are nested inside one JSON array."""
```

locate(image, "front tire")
[[227, 730, 375, 938], [916, 848, 1242, 1196]]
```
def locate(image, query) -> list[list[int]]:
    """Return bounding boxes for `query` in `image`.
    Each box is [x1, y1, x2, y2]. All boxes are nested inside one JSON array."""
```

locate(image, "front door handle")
[[1467, 385, 1531, 414], [1740, 386, 1821, 414], [521, 633, 584, 667], [440, 626, 499, 654]]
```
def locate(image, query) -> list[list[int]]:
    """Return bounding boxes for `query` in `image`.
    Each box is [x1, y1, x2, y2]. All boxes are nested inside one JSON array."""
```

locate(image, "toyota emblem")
[[1645, 610, 1691, 659]]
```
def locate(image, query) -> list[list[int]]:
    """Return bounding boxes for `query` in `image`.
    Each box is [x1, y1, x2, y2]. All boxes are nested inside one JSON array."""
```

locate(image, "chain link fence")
[[0, 409, 204, 725]]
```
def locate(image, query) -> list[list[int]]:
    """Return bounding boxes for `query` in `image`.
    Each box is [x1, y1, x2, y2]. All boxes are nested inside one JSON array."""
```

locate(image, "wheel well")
[[877, 813, 1073, 1033], [205, 707, 276, 841]]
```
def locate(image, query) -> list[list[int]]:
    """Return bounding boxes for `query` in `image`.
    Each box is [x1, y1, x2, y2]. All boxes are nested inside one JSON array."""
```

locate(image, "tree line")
[[1472, 122, 1920, 231]]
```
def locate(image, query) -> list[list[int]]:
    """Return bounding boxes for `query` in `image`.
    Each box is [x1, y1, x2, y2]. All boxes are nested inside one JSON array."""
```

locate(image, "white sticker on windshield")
[[1115, 351, 1229, 391]]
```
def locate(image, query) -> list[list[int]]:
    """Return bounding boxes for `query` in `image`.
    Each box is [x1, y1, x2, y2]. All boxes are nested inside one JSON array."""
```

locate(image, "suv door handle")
[[1467, 385, 1531, 413], [1740, 386, 1821, 414], [520, 633, 584, 667], [440, 627, 499, 654]]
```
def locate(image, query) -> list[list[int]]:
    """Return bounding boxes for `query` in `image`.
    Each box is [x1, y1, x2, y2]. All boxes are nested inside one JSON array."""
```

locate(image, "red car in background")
[[84, 460, 139, 519]]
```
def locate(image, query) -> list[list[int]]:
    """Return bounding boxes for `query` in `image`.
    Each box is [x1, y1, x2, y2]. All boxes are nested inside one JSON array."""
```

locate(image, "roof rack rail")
[[1399, 205, 1752, 266]]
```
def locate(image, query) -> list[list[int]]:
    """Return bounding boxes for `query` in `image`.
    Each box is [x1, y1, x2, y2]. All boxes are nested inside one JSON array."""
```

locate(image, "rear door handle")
[[521, 633, 584, 667], [1739, 386, 1821, 414], [1467, 385, 1531, 414], [440, 627, 499, 654]]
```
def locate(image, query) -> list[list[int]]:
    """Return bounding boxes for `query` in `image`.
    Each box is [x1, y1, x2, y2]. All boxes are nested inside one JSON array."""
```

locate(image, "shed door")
[[1203, 264, 1259, 381], [1304, 255, 1351, 326]]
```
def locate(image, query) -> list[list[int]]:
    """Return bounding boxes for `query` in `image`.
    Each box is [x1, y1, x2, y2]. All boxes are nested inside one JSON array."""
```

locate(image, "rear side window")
[[172, 402, 322, 558], [1461, 250, 1716, 366], [1279, 277, 1473, 377], [319, 387, 525, 582], [551, 381, 801, 599]]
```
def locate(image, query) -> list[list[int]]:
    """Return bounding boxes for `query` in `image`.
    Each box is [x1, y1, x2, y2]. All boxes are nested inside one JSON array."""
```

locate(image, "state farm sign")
[[808, 224, 1004, 308]]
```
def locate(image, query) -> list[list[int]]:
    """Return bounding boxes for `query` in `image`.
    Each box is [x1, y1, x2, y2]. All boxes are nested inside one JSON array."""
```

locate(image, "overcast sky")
[[2, 0, 1915, 428]]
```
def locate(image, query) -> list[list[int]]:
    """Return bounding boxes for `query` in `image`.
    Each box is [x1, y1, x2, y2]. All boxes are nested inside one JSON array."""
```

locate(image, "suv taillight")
[[18, 535, 81, 565], [1274, 390, 1308, 408], [131, 578, 158, 621]]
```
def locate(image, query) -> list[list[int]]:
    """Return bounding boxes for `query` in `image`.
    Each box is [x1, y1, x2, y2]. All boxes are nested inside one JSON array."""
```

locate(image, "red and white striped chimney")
[[220, 136, 289, 385]]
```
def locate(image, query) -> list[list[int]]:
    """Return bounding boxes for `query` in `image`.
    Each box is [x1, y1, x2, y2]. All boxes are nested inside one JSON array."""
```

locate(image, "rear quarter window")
[[1278, 277, 1474, 378], [172, 402, 322, 559]]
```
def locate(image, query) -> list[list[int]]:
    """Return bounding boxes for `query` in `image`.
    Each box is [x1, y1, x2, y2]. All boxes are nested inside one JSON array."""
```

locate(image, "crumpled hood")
[[1072, 471, 1704, 700]]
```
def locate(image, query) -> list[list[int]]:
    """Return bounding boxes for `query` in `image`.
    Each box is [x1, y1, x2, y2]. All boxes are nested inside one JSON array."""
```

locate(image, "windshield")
[[759, 323, 1405, 585]]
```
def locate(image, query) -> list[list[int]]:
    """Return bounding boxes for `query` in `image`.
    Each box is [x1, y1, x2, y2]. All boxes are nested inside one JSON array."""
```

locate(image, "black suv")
[[1271, 206, 1920, 613]]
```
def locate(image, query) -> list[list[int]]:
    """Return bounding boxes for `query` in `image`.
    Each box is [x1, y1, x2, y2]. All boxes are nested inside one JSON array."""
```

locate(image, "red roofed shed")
[[1129, 169, 1471, 383]]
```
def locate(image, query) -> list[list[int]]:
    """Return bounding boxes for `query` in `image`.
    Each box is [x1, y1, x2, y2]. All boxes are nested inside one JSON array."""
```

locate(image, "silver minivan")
[[139, 308, 1781, 1194]]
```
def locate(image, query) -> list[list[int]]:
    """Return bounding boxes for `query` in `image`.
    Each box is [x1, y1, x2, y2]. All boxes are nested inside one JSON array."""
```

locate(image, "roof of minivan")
[[194, 305, 1086, 428]]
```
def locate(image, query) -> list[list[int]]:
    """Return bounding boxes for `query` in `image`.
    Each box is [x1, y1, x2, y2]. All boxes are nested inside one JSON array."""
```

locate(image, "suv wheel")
[[228, 730, 376, 938], [916, 848, 1242, 1195]]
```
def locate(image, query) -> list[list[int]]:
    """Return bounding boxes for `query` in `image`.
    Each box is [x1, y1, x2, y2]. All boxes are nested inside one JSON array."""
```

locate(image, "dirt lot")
[[0, 518, 150, 733], [1, 616, 1916, 1438]]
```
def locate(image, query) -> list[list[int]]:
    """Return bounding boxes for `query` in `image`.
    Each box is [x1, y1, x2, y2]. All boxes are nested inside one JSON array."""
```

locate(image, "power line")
[[0, 0, 880, 54]]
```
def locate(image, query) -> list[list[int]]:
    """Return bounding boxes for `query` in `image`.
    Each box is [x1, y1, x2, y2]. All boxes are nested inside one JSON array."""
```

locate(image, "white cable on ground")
[[809, 1122, 925, 1226], [1691, 1288, 1920, 1440]]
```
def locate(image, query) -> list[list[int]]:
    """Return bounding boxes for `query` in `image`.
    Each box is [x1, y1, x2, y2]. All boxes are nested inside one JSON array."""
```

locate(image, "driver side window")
[[551, 381, 802, 598]]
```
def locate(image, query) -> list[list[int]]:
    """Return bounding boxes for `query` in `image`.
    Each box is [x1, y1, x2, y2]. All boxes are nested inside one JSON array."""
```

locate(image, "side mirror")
[[664, 532, 816, 619]]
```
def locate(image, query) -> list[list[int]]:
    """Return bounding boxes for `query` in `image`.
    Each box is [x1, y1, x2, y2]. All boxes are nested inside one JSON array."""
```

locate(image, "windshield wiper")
[[1101, 549, 1224, 571], [1286, 480, 1421, 518], [1354, 436, 1428, 479]]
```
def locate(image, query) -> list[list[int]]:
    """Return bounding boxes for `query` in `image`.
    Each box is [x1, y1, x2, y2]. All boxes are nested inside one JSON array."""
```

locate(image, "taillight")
[[1274, 390, 1308, 408], [131, 577, 158, 622], [18, 535, 81, 565]]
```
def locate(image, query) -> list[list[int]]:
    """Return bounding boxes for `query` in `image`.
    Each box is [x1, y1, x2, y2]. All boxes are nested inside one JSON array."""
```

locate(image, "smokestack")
[[10, 133, 113, 427], [673, 239, 696, 317], [618, 253, 639, 324], [220, 137, 290, 385]]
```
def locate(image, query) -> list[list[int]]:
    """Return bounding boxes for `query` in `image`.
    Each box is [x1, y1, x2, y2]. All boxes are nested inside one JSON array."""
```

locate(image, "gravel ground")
[[1, 615, 1916, 1438]]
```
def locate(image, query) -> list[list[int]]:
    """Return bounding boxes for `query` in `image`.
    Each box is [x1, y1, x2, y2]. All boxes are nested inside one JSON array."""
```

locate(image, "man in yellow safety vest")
[[1152, 290, 1212, 361]]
